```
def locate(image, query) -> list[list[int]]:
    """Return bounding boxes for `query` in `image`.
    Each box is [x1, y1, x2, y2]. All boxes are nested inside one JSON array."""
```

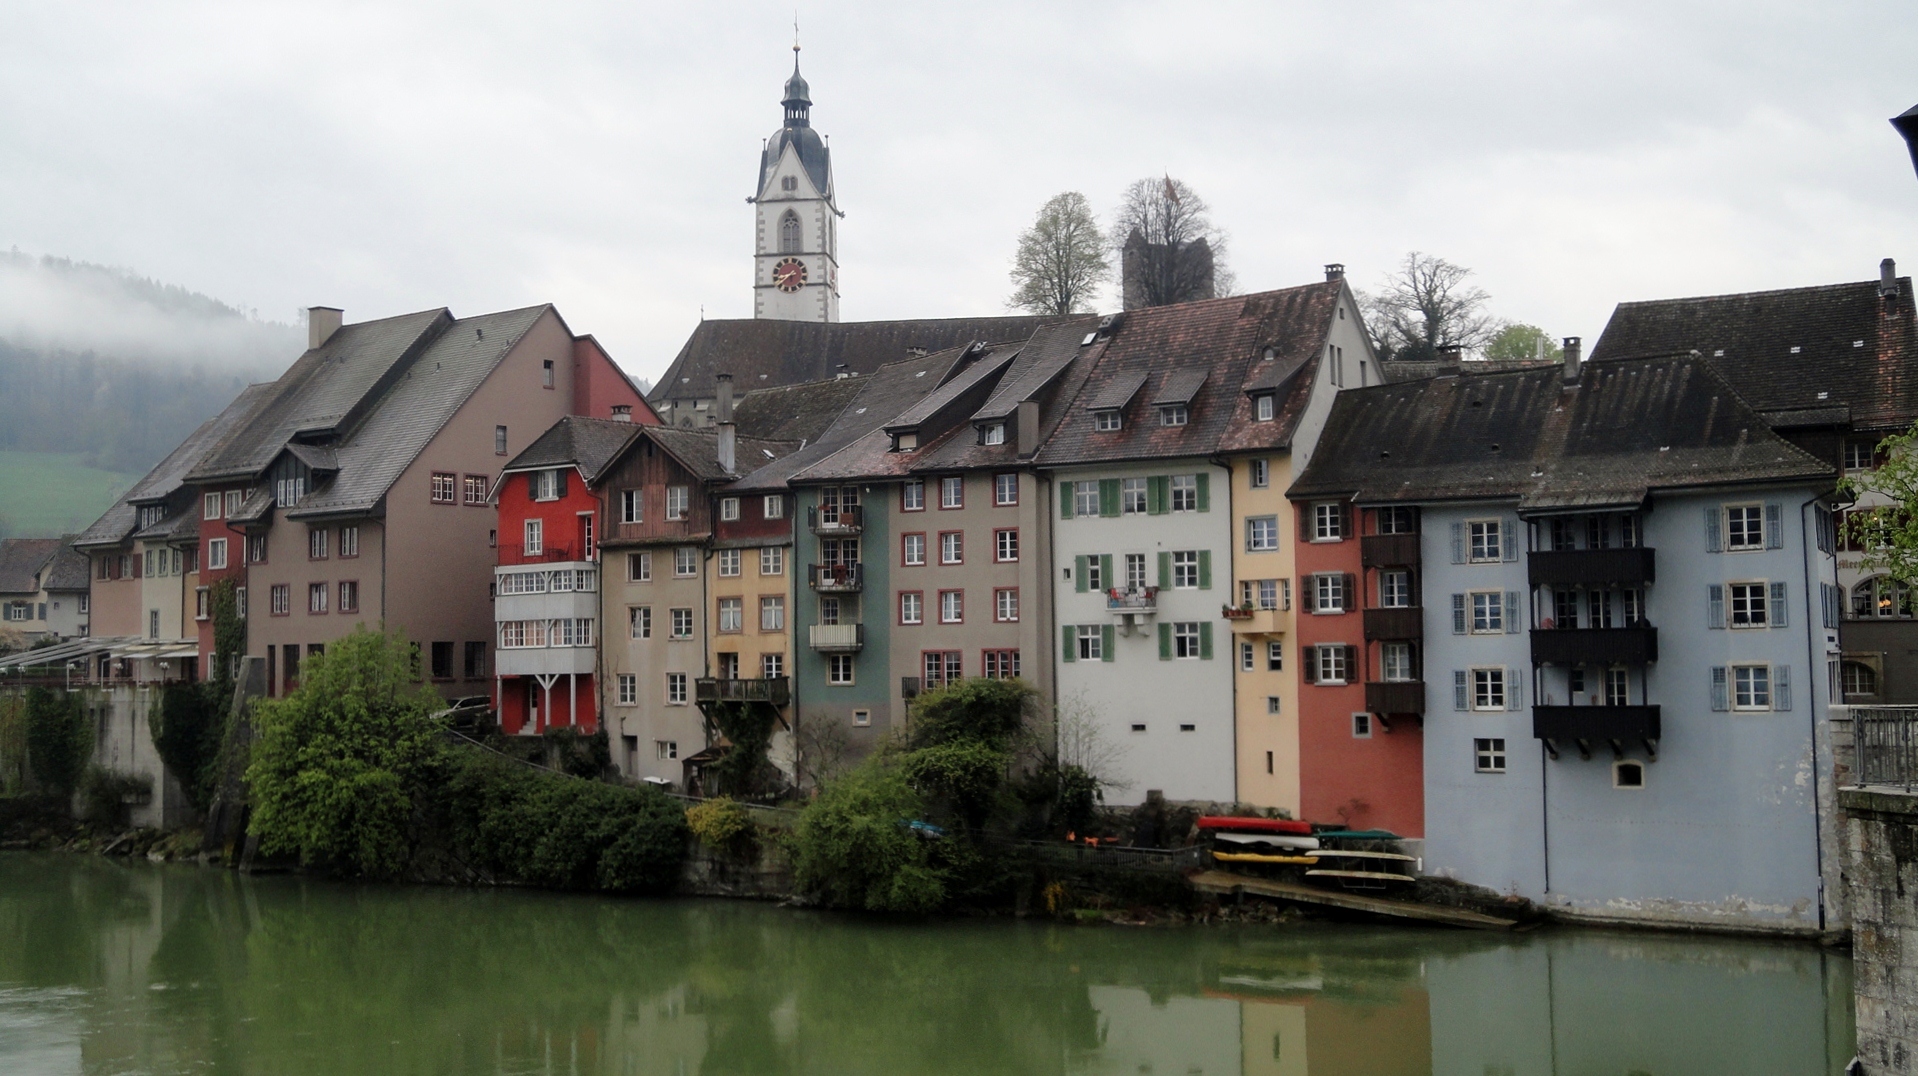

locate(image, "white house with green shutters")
[[1050, 459, 1234, 803]]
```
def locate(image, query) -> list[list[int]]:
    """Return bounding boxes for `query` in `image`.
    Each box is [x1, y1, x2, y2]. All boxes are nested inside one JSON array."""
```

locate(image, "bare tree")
[[1008, 192, 1111, 315], [1053, 691, 1130, 794], [1360, 252, 1498, 362], [793, 717, 852, 789], [1110, 176, 1233, 309]]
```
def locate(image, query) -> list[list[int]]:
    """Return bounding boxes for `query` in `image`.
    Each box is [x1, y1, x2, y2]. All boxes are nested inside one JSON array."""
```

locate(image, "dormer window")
[[982, 423, 1006, 446], [1093, 410, 1122, 432], [1159, 404, 1189, 427], [893, 431, 919, 452], [1254, 394, 1275, 421]]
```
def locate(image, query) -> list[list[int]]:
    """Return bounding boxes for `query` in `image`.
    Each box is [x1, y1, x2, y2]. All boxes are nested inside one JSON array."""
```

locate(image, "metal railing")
[[1854, 707, 1918, 790]]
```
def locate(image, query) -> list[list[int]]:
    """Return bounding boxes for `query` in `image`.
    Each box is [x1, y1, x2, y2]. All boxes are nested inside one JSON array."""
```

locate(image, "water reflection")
[[0, 854, 1852, 1075]]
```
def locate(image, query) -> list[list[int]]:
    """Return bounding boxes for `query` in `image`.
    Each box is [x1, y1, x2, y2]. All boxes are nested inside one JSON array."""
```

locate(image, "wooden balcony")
[[1527, 547, 1656, 587], [1533, 704, 1661, 742], [808, 624, 864, 652], [808, 504, 864, 536], [1530, 626, 1658, 666], [1361, 534, 1421, 568], [808, 563, 864, 593], [1366, 680, 1425, 715], [498, 543, 580, 566], [1363, 606, 1423, 641], [695, 677, 791, 706]]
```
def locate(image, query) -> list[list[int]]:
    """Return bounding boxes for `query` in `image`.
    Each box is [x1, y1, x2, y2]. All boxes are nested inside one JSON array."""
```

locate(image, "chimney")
[[1017, 399, 1040, 457], [1562, 336, 1582, 385], [1324, 263, 1345, 281], [715, 373, 736, 474], [1882, 258, 1899, 300], [1436, 343, 1462, 376], [611, 404, 632, 423], [715, 372, 734, 423], [307, 307, 343, 350]]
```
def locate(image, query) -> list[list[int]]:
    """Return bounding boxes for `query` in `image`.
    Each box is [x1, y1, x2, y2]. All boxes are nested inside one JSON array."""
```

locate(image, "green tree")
[[1360, 252, 1498, 362], [793, 759, 946, 912], [149, 682, 224, 812], [24, 685, 87, 796], [245, 627, 446, 877], [908, 677, 1036, 751], [1483, 323, 1563, 364], [1008, 192, 1110, 315], [1842, 426, 1918, 584]]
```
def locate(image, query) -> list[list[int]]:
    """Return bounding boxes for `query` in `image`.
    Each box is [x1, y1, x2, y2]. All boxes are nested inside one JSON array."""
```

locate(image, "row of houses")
[[4, 259, 1913, 933]]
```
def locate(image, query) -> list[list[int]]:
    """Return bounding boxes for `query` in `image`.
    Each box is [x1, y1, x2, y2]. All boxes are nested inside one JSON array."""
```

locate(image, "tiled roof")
[[791, 349, 1019, 482], [287, 306, 550, 519], [1288, 355, 1833, 507], [917, 319, 1106, 473], [1590, 274, 1918, 433], [0, 538, 64, 595], [1039, 282, 1345, 465], [41, 544, 90, 592], [504, 416, 644, 485], [731, 377, 866, 443], [1376, 357, 1559, 384], [972, 316, 1101, 421], [644, 427, 800, 483], [1086, 369, 1149, 411], [649, 314, 1063, 404]]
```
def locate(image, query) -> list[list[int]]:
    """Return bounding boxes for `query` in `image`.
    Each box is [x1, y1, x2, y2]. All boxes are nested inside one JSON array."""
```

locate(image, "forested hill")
[[0, 251, 297, 475]]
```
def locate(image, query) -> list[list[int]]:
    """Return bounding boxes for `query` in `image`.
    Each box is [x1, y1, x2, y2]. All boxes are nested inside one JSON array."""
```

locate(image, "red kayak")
[[1197, 816, 1313, 835]]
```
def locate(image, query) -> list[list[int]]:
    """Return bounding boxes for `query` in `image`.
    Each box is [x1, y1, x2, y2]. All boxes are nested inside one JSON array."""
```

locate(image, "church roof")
[[761, 124, 831, 200]]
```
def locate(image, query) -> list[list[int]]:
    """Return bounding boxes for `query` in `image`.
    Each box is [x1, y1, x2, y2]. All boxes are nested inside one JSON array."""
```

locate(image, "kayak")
[[1213, 851, 1320, 865], [1212, 833, 1320, 851], [1197, 816, 1313, 835]]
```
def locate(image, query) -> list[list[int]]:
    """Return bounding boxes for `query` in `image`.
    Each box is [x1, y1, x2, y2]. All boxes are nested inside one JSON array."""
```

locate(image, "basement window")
[[1613, 760, 1645, 789]]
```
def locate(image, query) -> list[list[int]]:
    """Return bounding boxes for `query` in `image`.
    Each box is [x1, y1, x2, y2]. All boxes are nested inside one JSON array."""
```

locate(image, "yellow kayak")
[[1211, 851, 1320, 865]]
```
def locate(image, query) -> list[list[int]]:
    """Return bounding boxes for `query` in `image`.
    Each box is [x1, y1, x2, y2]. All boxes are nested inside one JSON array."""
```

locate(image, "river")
[[0, 852, 1853, 1074]]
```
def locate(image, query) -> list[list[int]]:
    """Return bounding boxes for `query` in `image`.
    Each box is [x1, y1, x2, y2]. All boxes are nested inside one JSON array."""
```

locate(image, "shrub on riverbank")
[[793, 760, 948, 912]]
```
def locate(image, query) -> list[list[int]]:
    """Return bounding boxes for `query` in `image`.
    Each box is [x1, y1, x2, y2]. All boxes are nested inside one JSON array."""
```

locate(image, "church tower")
[[752, 45, 840, 322]]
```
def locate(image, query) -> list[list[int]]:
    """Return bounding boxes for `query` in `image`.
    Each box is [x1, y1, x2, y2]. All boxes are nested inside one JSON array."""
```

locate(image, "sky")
[[3, 1, 1916, 385]]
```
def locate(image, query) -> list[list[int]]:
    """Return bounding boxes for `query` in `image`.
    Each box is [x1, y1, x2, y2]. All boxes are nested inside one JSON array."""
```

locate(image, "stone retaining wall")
[[1841, 785, 1918, 1073]]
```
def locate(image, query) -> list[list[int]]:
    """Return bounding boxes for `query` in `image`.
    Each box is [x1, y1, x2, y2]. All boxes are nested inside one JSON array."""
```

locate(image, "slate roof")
[[650, 315, 1063, 406], [41, 544, 90, 592], [1039, 282, 1346, 465], [286, 306, 551, 519], [1288, 355, 1834, 508], [0, 539, 64, 595], [730, 377, 865, 443], [973, 316, 1101, 422], [644, 427, 801, 483], [913, 319, 1106, 474], [1377, 357, 1559, 383], [1589, 274, 1918, 432], [795, 349, 1021, 482], [503, 416, 645, 485]]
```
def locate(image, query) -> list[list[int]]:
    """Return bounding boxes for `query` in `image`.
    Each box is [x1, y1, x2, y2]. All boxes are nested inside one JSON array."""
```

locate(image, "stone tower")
[[752, 47, 840, 322]]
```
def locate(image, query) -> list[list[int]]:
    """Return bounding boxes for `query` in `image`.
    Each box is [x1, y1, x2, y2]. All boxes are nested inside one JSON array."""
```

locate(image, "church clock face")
[[773, 258, 808, 292]]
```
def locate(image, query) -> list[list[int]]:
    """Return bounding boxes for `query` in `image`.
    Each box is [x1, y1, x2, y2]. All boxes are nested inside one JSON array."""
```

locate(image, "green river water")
[[0, 852, 1853, 1075]]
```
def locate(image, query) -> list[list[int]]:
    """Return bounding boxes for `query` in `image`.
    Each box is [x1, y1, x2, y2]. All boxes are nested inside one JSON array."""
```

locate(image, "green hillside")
[[0, 450, 138, 539]]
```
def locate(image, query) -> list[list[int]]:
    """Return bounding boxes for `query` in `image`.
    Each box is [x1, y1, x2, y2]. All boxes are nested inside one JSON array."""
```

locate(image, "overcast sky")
[[3, 1, 1915, 383]]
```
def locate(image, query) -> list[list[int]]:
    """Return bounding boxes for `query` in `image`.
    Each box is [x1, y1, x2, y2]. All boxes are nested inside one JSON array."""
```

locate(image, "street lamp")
[[1894, 103, 1918, 181]]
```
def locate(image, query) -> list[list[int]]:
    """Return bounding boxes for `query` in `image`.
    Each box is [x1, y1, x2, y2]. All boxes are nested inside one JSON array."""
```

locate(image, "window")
[[900, 591, 923, 624], [779, 210, 801, 252], [829, 654, 855, 685], [940, 476, 964, 509], [1846, 440, 1880, 472], [495, 425, 509, 455], [819, 597, 840, 625], [1240, 641, 1256, 672], [1250, 459, 1269, 488], [940, 590, 963, 623], [940, 531, 963, 565], [995, 528, 1019, 562], [1170, 475, 1198, 513], [1117, 477, 1146, 515], [761, 596, 785, 631], [1159, 404, 1188, 427], [203, 492, 222, 519], [1074, 481, 1101, 516], [902, 479, 925, 511], [428, 641, 453, 680], [719, 497, 740, 522], [522, 518, 543, 556], [1313, 573, 1345, 613], [1246, 516, 1278, 552], [995, 588, 1019, 622], [1094, 410, 1122, 432], [1381, 642, 1414, 681], [1255, 394, 1275, 422], [1606, 667, 1630, 707], [431, 472, 457, 504], [461, 474, 488, 507], [983, 650, 1021, 680], [924, 651, 964, 688], [1172, 550, 1200, 589], [500, 622, 531, 650], [1474, 738, 1507, 773], [276, 477, 306, 507], [717, 597, 743, 633], [1076, 624, 1103, 661], [1733, 664, 1772, 710], [983, 423, 1005, 445], [208, 538, 228, 570], [1380, 570, 1411, 608], [1377, 507, 1416, 535], [902, 533, 926, 566], [309, 527, 328, 560], [233, 588, 244, 618], [760, 547, 785, 576], [995, 473, 1018, 505], [666, 486, 690, 521], [1267, 697, 1282, 715], [1729, 582, 1769, 628], [1853, 576, 1914, 619], [1352, 712, 1372, 738], [717, 549, 741, 577], [1313, 503, 1343, 541], [1316, 645, 1348, 683], [674, 547, 698, 577], [1471, 591, 1504, 633], [620, 489, 643, 524], [1267, 640, 1283, 670], [670, 608, 693, 638], [667, 673, 688, 705], [657, 739, 680, 760], [541, 359, 555, 389], [339, 525, 358, 558], [1468, 520, 1503, 562], [1613, 760, 1645, 789], [339, 581, 359, 613], [617, 674, 637, 705], [762, 494, 785, 521], [1125, 553, 1148, 590], [458, 641, 484, 679], [1725, 504, 1764, 551], [1173, 621, 1202, 659], [628, 552, 652, 582], [308, 582, 328, 614], [1843, 661, 1879, 698], [762, 653, 785, 679], [195, 587, 210, 620], [1472, 668, 1506, 710]]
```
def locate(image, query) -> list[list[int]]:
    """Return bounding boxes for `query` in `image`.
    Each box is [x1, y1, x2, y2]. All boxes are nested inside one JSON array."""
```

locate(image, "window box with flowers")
[[1222, 603, 1256, 620]]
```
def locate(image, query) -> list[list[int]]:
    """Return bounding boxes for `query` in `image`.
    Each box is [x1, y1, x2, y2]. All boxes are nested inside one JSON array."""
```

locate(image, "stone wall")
[[1841, 785, 1918, 1073]]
